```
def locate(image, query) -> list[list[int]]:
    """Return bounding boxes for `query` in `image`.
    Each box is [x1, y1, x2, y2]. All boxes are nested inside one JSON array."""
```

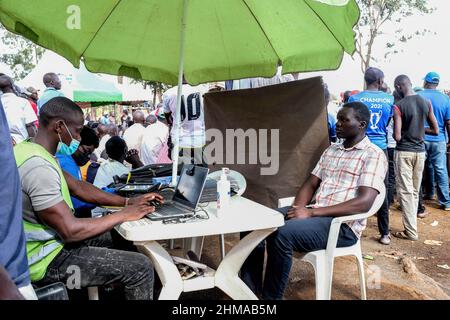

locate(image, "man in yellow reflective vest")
[[15, 97, 163, 300]]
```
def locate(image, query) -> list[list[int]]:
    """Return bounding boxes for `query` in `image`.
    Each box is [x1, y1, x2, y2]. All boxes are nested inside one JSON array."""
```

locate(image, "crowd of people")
[[326, 68, 450, 245], [1, 66, 449, 300]]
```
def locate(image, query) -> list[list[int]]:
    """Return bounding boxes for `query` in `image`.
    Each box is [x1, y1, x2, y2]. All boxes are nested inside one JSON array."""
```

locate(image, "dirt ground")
[[176, 199, 449, 300]]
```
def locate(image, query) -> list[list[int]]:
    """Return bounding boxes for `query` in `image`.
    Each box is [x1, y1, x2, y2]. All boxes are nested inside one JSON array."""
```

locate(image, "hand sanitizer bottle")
[[217, 168, 231, 214]]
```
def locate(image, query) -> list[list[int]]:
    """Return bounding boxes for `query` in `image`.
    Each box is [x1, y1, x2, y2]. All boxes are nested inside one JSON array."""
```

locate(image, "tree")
[[0, 24, 45, 80], [133, 79, 172, 107], [355, 0, 433, 75]]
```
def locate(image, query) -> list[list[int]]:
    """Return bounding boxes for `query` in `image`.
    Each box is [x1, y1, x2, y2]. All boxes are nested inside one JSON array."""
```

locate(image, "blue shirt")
[[100, 116, 110, 125], [418, 89, 450, 142], [349, 91, 394, 149], [0, 99, 30, 287], [56, 154, 96, 212], [327, 113, 337, 142], [37, 87, 65, 111]]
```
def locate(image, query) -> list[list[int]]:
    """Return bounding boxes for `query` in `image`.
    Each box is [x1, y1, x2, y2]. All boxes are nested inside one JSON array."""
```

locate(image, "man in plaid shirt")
[[261, 101, 387, 300]]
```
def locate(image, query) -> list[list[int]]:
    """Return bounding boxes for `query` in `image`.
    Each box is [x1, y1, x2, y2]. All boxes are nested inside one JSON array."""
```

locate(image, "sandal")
[[393, 231, 417, 241]]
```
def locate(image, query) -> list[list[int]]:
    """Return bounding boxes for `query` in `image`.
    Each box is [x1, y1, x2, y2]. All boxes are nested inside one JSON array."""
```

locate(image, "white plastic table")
[[116, 196, 284, 300]]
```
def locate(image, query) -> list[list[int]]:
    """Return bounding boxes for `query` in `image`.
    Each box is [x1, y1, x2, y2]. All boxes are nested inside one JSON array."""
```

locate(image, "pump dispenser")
[[217, 168, 231, 214]]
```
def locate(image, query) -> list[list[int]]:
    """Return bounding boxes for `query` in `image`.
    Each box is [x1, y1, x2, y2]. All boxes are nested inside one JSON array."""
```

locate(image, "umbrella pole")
[[171, 0, 188, 186]]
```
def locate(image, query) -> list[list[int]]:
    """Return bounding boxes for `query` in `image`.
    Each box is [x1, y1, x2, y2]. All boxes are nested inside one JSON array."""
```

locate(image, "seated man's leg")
[[239, 231, 265, 296], [73, 230, 137, 252], [262, 216, 357, 300], [240, 206, 289, 296], [35, 245, 154, 300]]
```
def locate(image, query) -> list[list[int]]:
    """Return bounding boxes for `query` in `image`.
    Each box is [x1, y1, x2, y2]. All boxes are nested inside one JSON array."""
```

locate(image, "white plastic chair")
[[278, 186, 385, 300]]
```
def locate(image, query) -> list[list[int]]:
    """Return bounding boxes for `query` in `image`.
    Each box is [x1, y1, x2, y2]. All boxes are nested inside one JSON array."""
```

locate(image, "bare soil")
[[178, 200, 449, 300]]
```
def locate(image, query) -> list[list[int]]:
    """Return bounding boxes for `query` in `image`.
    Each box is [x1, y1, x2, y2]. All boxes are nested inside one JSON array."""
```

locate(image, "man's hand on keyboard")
[[118, 204, 155, 222], [128, 193, 164, 206]]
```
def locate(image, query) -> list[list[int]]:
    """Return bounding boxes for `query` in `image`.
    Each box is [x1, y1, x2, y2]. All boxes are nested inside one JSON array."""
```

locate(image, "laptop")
[[147, 165, 209, 221]]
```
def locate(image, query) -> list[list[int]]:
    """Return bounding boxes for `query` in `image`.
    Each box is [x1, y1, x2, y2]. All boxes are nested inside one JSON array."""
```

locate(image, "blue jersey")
[[349, 91, 394, 149], [418, 89, 450, 142], [327, 113, 337, 142]]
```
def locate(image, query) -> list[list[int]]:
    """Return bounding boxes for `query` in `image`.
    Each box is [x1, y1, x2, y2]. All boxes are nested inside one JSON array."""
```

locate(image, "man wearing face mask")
[[14, 97, 162, 300], [56, 125, 100, 218]]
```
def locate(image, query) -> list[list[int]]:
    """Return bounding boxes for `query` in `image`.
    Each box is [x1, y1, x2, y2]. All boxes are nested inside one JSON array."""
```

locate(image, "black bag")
[[116, 164, 183, 184]]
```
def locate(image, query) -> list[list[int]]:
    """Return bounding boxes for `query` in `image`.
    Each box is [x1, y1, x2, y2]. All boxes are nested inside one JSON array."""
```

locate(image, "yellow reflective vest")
[[14, 141, 74, 282]]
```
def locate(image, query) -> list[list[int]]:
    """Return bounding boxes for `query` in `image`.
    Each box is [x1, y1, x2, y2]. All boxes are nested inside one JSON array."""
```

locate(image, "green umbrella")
[[0, 0, 359, 185]]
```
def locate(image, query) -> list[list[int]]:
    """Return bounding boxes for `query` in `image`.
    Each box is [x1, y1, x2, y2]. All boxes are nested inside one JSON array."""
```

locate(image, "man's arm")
[[37, 201, 155, 243], [125, 149, 144, 169], [293, 174, 321, 207], [393, 105, 402, 142], [0, 265, 24, 300], [425, 101, 439, 136], [446, 120, 450, 143], [164, 112, 173, 127], [63, 170, 163, 206], [64, 170, 126, 206], [288, 186, 378, 219]]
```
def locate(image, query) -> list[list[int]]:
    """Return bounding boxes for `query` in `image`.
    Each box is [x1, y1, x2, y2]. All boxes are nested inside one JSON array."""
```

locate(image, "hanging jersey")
[[162, 84, 209, 148]]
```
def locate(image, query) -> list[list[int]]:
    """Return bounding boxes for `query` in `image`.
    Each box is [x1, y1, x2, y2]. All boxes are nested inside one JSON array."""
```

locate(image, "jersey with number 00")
[[162, 84, 209, 148]]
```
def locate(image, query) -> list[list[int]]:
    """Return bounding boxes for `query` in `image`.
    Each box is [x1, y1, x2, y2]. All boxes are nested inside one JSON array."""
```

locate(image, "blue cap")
[[424, 72, 440, 84]]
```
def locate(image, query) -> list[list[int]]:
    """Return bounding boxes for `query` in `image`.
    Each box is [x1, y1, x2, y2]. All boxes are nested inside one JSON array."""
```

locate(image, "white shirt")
[[123, 123, 146, 154], [140, 121, 169, 165], [162, 84, 209, 148], [93, 134, 111, 161], [1, 93, 38, 144], [93, 159, 130, 189]]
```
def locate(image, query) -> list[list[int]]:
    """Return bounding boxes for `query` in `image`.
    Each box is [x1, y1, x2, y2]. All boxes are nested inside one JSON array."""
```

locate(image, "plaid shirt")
[[311, 136, 387, 238]]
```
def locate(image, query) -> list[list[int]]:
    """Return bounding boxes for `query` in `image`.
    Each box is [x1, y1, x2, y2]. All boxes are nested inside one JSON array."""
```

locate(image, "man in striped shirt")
[[261, 102, 387, 300]]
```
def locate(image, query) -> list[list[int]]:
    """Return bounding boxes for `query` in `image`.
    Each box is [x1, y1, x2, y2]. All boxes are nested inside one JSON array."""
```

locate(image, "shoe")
[[379, 234, 391, 245], [441, 205, 450, 211], [417, 211, 429, 218], [393, 231, 418, 241]]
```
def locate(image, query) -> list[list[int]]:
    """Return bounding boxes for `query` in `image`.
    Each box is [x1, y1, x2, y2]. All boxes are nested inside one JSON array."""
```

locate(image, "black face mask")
[[72, 152, 90, 167]]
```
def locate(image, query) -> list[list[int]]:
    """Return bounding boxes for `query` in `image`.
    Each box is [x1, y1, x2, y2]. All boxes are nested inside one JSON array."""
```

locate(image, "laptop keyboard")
[[200, 188, 217, 203], [156, 204, 189, 215]]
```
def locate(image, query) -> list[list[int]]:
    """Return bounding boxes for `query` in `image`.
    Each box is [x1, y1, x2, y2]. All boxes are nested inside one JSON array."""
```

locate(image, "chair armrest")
[[331, 212, 374, 224], [324, 213, 369, 255], [324, 186, 385, 256]]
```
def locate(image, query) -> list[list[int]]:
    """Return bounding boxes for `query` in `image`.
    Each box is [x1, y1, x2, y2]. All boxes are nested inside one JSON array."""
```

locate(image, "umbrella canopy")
[[1, 0, 360, 185], [0, 0, 359, 85]]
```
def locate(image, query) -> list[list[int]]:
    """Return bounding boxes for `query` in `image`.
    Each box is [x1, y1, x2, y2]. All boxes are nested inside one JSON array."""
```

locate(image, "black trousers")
[[35, 231, 154, 300]]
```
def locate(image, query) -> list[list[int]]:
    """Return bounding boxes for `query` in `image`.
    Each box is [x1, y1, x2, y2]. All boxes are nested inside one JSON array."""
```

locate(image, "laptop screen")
[[173, 165, 209, 209]]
